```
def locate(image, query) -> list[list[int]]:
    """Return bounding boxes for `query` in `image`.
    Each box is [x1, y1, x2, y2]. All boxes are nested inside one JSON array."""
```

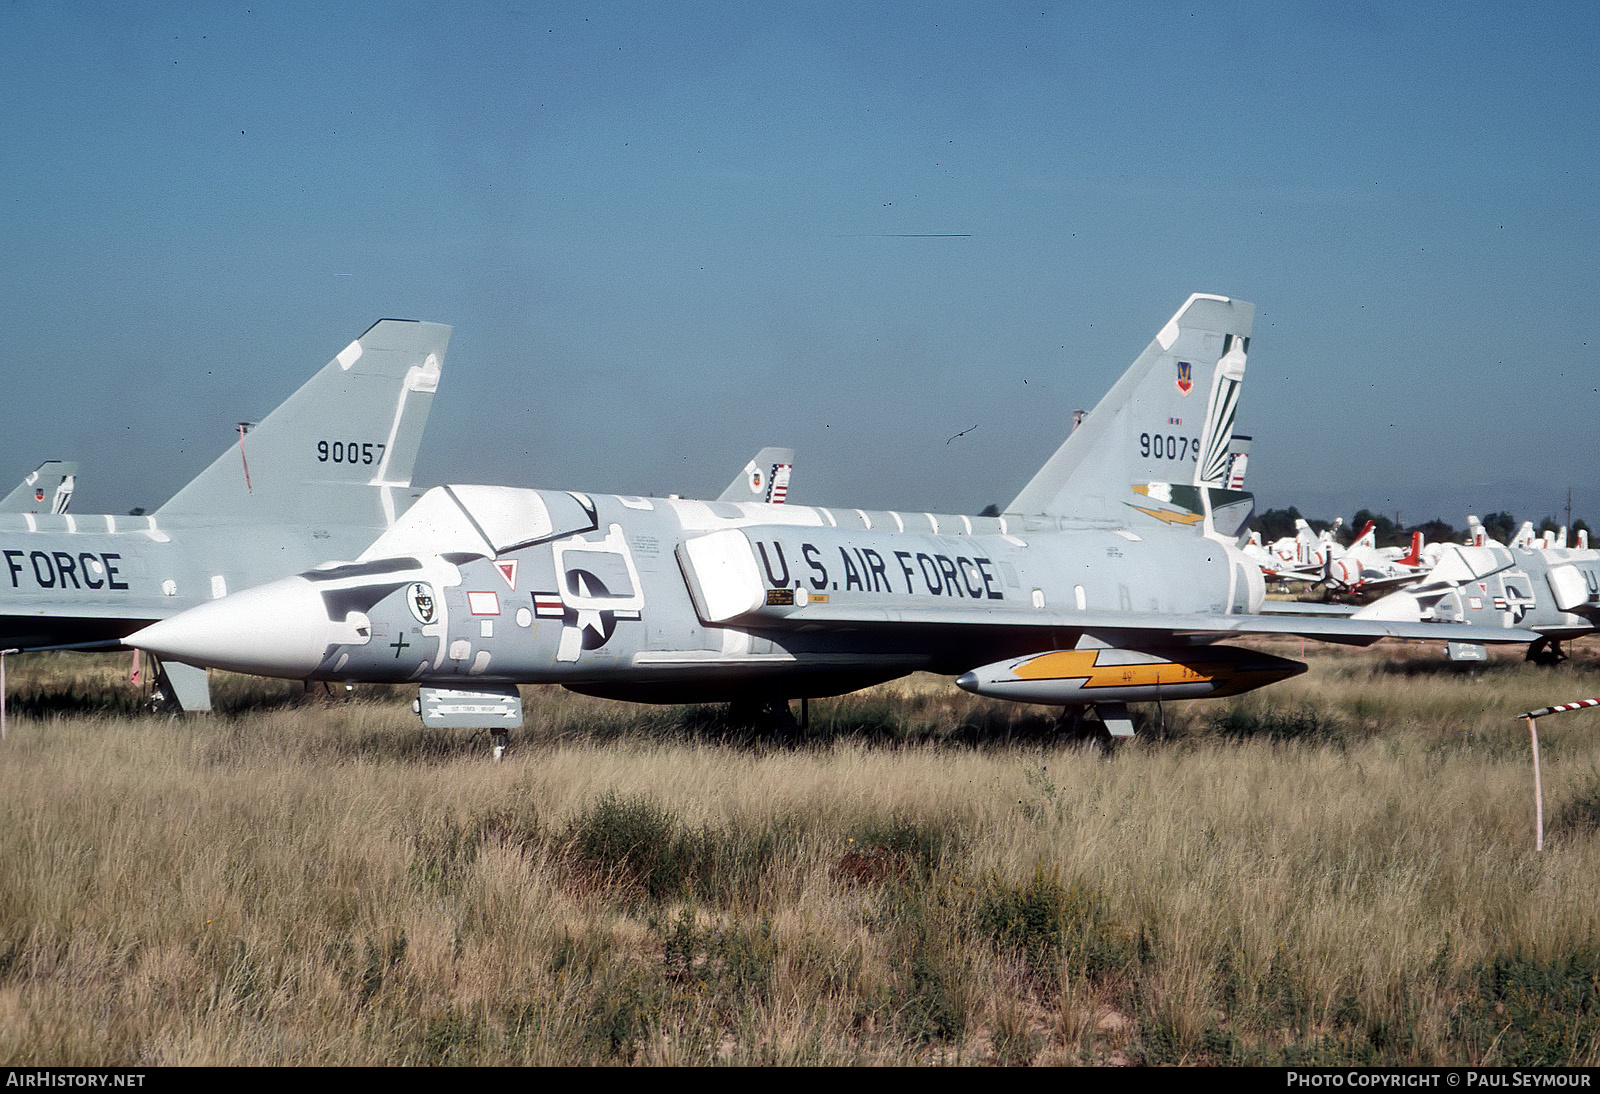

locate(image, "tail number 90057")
[[1140, 433, 1198, 461], [317, 441, 386, 465]]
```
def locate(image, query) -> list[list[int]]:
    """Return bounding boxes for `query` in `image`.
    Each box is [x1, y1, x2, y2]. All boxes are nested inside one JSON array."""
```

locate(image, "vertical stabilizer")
[[1007, 294, 1254, 533], [718, 448, 795, 504], [156, 320, 449, 528], [0, 461, 78, 514]]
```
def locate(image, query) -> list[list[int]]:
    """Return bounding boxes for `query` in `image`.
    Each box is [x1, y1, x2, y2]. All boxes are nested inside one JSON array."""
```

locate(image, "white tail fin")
[[0, 461, 78, 515], [717, 447, 795, 505], [1005, 294, 1255, 536], [156, 320, 449, 528]]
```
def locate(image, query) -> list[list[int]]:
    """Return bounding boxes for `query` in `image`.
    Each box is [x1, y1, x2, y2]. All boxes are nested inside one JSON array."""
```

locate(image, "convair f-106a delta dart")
[[129, 295, 1531, 741]]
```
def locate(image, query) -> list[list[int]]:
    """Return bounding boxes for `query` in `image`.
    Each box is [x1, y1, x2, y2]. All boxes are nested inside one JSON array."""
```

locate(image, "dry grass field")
[[3, 640, 1600, 1065]]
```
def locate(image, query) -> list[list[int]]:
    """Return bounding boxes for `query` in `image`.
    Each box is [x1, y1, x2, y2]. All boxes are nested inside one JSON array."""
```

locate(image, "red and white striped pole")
[[1517, 698, 1600, 852]]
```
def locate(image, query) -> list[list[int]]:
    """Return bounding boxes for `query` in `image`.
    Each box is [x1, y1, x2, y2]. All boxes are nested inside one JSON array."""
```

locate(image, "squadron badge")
[[407, 582, 437, 625]]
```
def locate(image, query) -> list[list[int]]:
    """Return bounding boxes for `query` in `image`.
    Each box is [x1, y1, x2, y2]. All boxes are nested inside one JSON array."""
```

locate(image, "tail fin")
[[156, 319, 449, 528], [1005, 294, 1255, 537], [1294, 519, 1317, 562], [0, 461, 78, 514], [1397, 531, 1424, 567], [1352, 521, 1377, 550], [717, 447, 795, 504], [1224, 435, 1251, 490]]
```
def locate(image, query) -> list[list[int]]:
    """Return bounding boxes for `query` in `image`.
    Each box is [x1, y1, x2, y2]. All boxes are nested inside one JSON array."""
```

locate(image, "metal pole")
[[1526, 715, 1543, 852], [1516, 699, 1600, 852]]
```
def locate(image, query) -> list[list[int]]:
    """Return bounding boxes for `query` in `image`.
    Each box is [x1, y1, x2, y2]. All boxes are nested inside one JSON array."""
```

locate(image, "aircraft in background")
[[1248, 515, 1432, 599], [1309, 522, 1431, 597], [0, 461, 78, 515], [1248, 517, 1340, 584], [0, 320, 449, 710], [717, 448, 794, 505], [1355, 538, 1600, 664], [129, 295, 1532, 745]]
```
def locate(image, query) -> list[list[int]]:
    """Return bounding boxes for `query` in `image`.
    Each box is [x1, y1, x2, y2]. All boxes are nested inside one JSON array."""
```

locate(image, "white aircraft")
[[129, 295, 1533, 742]]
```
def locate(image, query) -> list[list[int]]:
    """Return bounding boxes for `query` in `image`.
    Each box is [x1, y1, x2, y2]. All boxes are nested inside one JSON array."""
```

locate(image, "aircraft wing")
[[0, 605, 160, 651], [1257, 564, 1320, 583], [1258, 601, 1359, 616], [1345, 570, 1427, 594], [757, 602, 1537, 648]]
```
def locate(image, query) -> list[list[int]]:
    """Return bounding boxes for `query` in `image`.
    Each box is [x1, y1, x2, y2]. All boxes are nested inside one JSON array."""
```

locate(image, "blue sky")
[[3, 1, 1595, 529]]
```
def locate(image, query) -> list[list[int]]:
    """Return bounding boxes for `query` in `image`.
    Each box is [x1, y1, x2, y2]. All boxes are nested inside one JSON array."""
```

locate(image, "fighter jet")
[[1354, 539, 1600, 663], [0, 319, 449, 709], [129, 295, 1532, 740], [0, 462, 78, 515]]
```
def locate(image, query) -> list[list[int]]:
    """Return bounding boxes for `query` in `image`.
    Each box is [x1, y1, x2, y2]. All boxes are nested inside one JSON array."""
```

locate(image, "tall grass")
[[1, 643, 1599, 1063]]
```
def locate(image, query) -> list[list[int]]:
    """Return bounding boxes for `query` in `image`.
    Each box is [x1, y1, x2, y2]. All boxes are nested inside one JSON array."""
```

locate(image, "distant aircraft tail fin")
[[1352, 521, 1376, 550], [1397, 531, 1424, 568], [1005, 294, 1255, 539], [155, 319, 449, 528], [1292, 519, 1317, 564], [0, 461, 78, 515], [717, 448, 795, 505]]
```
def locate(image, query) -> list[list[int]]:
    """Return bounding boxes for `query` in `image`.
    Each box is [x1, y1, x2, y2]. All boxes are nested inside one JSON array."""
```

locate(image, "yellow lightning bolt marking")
[[1126, 503, 1206, 526], [1011, 649, 1302, 695], [1014, 650, 1218, 687]]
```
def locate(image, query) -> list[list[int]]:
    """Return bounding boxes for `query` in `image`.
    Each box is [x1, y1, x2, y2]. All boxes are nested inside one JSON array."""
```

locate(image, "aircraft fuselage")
[[131, 486, 1264, 704]]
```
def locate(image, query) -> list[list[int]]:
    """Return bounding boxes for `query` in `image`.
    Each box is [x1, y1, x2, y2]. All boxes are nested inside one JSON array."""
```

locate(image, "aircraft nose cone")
[[955, 671, 980, 693], [1351, 592, 1425, 624], [128, 576, 332, 678]]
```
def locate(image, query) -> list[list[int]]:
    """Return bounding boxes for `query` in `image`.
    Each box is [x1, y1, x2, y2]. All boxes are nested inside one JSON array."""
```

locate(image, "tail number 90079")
[[317, 441, 386, 465], [1140, 433, 1198, 461]]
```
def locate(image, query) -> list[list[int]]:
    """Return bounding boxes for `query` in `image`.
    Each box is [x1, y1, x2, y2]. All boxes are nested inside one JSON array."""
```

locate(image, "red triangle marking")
[[495, 559, 518, 590]]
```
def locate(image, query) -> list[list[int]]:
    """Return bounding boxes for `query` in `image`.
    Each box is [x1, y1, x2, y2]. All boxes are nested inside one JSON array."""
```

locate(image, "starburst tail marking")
[[1005, 295, 1254, 526]]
